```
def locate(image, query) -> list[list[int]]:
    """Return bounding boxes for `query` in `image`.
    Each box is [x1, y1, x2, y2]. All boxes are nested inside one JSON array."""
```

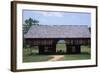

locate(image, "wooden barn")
[[24, 25, 90, 54]]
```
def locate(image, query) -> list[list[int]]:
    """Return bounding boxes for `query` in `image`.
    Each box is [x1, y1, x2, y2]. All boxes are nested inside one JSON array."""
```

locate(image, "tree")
[[23, 18, 40, 51], [32, 19, 39, 25], [23, 17, 39, 34]]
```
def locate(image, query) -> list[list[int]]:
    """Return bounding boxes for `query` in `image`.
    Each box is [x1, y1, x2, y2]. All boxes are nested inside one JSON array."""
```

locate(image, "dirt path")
[[48, 55, 64, 61]]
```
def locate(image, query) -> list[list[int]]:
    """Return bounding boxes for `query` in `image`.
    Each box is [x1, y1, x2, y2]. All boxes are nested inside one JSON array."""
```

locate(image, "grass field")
[[23, 44, 91, 62], [23, 48, 53, 62]]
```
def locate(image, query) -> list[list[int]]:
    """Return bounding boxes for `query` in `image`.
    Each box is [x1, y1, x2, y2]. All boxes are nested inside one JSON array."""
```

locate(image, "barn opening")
[[56, 40, 66, 54], [31, 45, 39, 54]]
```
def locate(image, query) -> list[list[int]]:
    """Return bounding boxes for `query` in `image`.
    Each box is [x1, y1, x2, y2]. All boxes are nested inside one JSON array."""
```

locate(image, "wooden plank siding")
[[25, 38, 90, 46]]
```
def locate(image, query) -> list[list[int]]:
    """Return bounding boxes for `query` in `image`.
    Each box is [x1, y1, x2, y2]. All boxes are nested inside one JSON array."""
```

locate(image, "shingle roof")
[[24, 25, 90, 38]]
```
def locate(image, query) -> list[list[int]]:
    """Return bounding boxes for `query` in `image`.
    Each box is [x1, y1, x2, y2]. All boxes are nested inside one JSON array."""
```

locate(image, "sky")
[[23, 10, 91, 26]]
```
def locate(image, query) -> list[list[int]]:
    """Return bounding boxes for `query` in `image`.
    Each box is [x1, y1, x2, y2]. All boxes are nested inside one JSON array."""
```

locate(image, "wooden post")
[[39, 45, 45, 54], [52, 44, 56, 54]]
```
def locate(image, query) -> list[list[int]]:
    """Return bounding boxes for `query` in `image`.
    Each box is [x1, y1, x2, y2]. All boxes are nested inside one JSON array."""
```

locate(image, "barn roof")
[[24, 25, 90, 39]]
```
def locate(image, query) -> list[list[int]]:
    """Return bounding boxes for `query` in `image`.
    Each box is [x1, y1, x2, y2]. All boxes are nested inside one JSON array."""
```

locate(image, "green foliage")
[[23, 17, 39, 34]]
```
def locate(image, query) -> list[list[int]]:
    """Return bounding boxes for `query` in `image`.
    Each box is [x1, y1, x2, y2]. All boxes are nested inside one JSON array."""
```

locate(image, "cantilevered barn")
[[24, 25, 90, 54]]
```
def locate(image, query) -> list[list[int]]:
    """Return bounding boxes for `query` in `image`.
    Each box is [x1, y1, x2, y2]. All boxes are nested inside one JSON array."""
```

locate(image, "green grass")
[[23, 48, 52, 62], [63, 54, 90, 60], [23, 45, 91, 62], [23, 54, 51, 62]]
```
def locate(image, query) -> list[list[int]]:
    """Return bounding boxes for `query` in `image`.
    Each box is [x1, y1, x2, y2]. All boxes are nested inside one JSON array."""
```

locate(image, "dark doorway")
[[66, 45, 81, 54], [39, 45, 56, 54]]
